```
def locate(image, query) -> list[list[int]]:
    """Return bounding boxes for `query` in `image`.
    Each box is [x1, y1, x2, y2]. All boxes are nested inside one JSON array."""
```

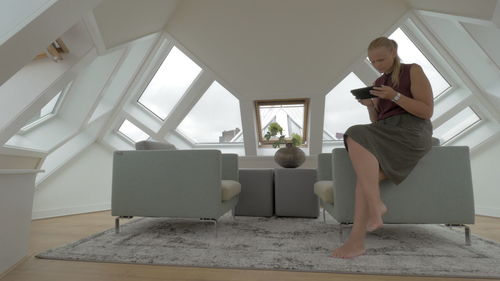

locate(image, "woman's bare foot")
[[367, 203, 387, 232], [331, 241, 365, 259]]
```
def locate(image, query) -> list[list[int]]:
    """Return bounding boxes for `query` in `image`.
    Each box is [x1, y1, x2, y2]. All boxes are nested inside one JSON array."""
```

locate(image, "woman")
[[331, 37, 434, 258]]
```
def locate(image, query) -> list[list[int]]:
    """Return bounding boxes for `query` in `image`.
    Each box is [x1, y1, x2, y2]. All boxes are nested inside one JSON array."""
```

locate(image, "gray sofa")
[[112, 141, 241, 236], [314, 145, 475, 244]]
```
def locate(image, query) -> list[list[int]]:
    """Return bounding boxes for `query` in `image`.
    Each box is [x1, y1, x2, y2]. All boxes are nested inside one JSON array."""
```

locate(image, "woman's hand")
[[358, 98, 376, 108], [370, 85, 398, 100]]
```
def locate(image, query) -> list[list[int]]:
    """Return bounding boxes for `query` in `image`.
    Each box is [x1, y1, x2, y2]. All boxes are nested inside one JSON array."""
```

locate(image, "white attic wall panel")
[[32, 143, 112, 219], [420, 13, 500, 112], [35, 112, 108, 187], [470, 136, 500, 217], [0, 0, 56, 44], [405, 0, 498, 21], [461, 22, 500, 68], [59, 48, 124, 127], [89, 35, 158, 124], [0, 0, 102, 86], [92, 0, 179, 49], [494, 0, 500, 28], [36, 128, 94, 185], [35, 131, 93, 185], [0, 21, 96, 145], [165, 0, 408, 100]]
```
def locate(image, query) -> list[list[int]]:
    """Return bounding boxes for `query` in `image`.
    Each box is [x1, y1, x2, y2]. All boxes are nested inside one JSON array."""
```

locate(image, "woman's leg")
[[331, 137, 386, 258], [346, 137, 386, 231], [331, 180, 368, 258]]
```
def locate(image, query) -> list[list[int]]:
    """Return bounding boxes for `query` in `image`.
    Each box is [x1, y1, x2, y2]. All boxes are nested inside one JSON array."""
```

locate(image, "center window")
[[255, 98, 309, 146]]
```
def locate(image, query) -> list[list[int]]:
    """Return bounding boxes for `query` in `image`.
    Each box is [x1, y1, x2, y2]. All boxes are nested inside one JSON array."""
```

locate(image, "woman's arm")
[[358, 98, 379, 122], [370, 64, 434, 119]]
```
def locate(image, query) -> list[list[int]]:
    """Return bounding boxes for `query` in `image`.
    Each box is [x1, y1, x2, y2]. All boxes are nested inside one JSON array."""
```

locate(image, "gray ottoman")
[[274, 168, 319, 218], [234, 168, 274, 217]]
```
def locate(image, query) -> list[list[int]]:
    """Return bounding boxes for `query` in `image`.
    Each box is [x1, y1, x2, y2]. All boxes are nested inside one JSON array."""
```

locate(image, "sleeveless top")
[[374, 63, 414, 120]]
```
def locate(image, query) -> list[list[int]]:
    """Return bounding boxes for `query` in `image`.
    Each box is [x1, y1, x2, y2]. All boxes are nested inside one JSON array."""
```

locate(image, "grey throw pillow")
[[135, 140, 177, 150]]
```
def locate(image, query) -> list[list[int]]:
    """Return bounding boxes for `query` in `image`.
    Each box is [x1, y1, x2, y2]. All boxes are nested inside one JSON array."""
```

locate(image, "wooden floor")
[[2, 211, 500, 281]]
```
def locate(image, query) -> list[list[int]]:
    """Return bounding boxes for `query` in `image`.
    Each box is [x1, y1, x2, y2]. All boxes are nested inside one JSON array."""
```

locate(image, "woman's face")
[[368, 46, 396, 74]]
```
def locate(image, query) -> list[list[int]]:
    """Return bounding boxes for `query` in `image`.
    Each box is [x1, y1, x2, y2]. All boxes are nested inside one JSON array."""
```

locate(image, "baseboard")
[[476, 206, 500, 218], [0, 255, 29, 279], [32, 203, 111, 219]]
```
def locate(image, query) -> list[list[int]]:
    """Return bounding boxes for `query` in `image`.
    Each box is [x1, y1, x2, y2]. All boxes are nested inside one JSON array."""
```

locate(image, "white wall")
[[471, 137, 500, 217], [32, 143, 113, 219], [0, 171, 39, 275]]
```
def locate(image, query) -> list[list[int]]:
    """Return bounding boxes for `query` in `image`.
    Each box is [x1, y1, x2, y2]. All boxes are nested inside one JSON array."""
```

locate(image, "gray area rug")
[[37, 214, 500, 278]]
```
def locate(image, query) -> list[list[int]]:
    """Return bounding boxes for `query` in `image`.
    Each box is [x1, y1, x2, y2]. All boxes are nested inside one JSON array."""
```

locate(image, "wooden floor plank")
[[2, 211, 500, 281]]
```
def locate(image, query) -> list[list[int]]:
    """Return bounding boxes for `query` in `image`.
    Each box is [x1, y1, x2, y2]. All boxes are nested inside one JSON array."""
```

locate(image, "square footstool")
[[274, 168, 319, 218], [234, 168, 274, 217]]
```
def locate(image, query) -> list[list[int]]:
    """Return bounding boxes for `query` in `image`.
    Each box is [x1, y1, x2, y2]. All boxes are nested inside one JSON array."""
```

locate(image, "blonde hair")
[[368, 37, 401, 88]]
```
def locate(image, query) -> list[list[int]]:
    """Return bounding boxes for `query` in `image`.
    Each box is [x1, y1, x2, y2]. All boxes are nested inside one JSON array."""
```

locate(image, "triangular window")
[[388, 28, 450, 98], [118, 119, 150, 143], [177, 82, 243, 144], [21, 90, 63, 131], [323, 73, 370, 141]]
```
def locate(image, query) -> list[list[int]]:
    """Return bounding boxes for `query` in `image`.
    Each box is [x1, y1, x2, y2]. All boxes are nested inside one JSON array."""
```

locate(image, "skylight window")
[[137, 46, 202, 120], [433, 107, 481, 144], [22, 90, 63, 130], [255, 99, 308, 146], [177, 81, 243, 144], [388, 28, 450, 98], [323, 73, 370, 141], [118, 119, 150, 143]]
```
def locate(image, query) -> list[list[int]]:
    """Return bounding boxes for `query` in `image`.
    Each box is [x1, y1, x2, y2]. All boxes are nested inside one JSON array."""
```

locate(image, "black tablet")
[[350, 86, 377, 99]]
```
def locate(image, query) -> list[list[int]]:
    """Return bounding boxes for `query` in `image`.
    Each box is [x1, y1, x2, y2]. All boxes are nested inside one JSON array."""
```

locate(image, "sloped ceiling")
[[92, 0, 179, 49], [405, 0, 498, 20], [165, 0, 408, 100]]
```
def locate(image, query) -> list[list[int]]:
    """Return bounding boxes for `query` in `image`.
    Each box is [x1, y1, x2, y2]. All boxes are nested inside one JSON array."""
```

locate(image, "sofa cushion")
[[221, 180, 241, 201], [313, 180, 334, 204], [135, 140, 177, 150]]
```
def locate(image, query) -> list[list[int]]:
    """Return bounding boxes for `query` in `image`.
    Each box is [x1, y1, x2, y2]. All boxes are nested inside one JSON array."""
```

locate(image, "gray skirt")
[[344, 113, 433, 185]]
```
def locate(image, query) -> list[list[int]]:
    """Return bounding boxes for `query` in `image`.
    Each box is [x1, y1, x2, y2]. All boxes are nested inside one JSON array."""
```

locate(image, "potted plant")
[[264, 122, 305, 168]]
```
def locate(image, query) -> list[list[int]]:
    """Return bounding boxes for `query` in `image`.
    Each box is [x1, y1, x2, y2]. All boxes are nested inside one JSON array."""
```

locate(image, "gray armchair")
[[314, 145, 475, 244], [112, 146, 240, 237]]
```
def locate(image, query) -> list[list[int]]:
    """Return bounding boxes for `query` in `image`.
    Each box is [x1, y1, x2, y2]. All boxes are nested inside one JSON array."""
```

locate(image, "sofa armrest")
[[221, 153, 239, 181], [317, 153, 332, 181]]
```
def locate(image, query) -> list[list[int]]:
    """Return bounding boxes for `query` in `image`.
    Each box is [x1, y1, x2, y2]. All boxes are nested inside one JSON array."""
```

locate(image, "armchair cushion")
[[314, 180, 334, 204], [221, 180, 241, 201]]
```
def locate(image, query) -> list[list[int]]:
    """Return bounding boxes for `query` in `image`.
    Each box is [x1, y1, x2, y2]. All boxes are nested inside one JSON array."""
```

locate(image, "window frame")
[[18, 82, 71, 135], [254, 98, 309, 147], [435, 106, 482, 145]]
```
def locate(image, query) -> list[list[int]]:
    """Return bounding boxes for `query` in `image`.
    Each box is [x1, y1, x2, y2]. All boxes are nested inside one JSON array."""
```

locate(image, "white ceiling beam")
[[0, 0, 102, 87]]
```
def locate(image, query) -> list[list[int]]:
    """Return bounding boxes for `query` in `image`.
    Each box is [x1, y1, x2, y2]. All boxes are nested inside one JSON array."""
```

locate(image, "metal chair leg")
[[212, 219, 218, 238], [465, 225, 471, 246], [446, 224, 472, 246], [115, 217, 120, 234], [115, 216, 133, 234]]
